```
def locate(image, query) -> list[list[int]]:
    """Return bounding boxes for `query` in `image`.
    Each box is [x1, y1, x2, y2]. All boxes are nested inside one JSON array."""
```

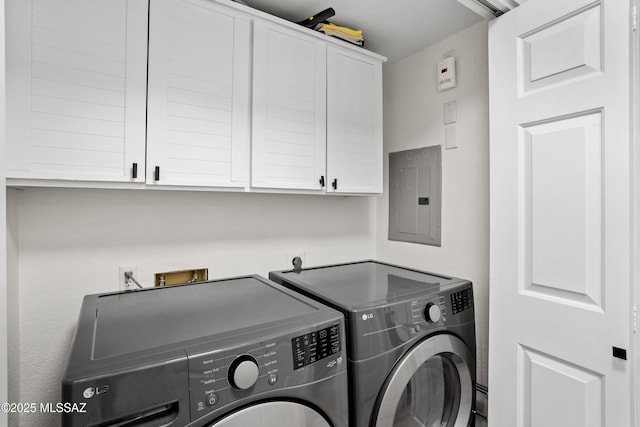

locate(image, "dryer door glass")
[[374, 335, 474, 427], [394, 355, 460, 426], [210, 401, 331, 427]]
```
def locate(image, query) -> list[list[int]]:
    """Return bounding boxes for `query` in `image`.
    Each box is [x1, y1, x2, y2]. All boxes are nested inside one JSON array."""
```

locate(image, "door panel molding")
[[519, 109, 604, 310], [519, 345, 603, 427], [518, 2, 602, 95]]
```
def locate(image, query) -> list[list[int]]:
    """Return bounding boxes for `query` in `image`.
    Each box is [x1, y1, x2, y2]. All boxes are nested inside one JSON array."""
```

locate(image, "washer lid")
[[92, 276, 319, 359], [272, 261, 462, 310]]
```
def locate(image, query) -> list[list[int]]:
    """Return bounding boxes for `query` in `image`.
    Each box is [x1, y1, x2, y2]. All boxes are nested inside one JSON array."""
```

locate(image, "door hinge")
[[633, 4, 638, 31]]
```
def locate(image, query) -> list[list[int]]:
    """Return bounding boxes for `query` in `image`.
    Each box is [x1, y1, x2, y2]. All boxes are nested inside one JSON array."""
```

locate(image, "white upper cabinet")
[[326, 46, 383, 194], [251, 21, 327, 191], [147, 0, 250, 187], [5, 0, 148, 182], [4, 0, 384, 194], [252, 23, 385, 194]]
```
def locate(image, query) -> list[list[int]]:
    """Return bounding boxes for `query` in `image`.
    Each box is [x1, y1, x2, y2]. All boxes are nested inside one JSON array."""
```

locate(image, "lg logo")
[[83, 385, 110, 399], [361, 313, 374, 320]]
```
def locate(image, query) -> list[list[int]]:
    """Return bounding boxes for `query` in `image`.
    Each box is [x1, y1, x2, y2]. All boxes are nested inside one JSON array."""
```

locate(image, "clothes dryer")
[[270, 260, 476, 427], [62, 275, 348, 427]]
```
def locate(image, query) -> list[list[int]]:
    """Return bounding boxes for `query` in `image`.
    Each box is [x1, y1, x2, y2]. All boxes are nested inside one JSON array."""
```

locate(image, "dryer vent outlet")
[[154, 268, 208, 287]]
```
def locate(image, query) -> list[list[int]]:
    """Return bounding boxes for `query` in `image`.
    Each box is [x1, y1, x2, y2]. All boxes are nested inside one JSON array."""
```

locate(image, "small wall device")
[[438, 56, 456, 91]]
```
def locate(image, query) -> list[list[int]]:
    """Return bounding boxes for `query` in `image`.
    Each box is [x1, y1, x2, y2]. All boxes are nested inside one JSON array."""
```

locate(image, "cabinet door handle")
[[332, 178, 338, 190], [319, 176, 325, 187], [132, 163, 138, 179], [154, 166, 160, 181]]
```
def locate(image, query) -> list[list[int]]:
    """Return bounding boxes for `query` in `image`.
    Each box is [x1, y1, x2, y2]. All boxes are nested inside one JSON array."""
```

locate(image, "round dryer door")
[[210, 401, 330, 427], [374, 334, 474, 427]]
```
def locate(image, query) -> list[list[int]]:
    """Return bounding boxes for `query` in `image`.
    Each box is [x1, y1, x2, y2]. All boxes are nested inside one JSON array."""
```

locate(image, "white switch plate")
[[445, 125, 458, 149], [444, 101, 457, 125]]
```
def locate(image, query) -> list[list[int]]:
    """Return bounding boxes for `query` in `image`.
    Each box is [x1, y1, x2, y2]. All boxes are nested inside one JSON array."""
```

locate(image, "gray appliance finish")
[[62, 275, 348, 427], [269, 260, 476, 427]]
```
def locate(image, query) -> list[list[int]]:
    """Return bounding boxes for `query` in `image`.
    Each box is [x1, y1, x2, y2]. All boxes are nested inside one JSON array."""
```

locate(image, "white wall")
[[7, 188, 376, 426], [376, 20, 490, 387]]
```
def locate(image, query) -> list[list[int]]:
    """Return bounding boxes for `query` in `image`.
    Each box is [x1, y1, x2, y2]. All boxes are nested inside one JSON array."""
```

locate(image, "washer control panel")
[[186, 321, 344, 421], [292, 323, 341, 370]]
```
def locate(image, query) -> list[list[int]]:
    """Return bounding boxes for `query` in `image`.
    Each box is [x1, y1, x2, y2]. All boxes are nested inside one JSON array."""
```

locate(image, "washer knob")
[[229, 356, 259, 390], [424, 303, 442, 323]]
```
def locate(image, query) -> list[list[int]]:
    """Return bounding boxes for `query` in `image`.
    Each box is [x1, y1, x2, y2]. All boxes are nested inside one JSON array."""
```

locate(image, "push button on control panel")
[[206, 393, 218, 407], [268, 373, 278, 386]]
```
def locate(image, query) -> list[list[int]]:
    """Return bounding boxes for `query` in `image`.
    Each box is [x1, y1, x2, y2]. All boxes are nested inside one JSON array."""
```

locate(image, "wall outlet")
[[119, 265, 139, 291]]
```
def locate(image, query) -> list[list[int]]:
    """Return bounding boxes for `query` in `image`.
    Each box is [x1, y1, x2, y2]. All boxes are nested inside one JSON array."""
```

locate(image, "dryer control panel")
[[451, 287, 473, 315], [351, 282, 474, 360], [411, 296, 447, 325], [186, 320, 344, 422], [407, 285, 474, 328]]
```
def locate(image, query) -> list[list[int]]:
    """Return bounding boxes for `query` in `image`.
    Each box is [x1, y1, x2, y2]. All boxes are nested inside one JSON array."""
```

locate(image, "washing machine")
[[62, 275, 348, 427], [269, 260, 476, 427]]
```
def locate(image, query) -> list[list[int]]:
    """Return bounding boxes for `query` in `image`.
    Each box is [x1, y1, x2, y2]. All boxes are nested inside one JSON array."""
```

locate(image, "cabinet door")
[[5, 0, 147, 182], [147, 0, 250, 187], [326, 47, 383, 194], [251, 21, 326, 191]]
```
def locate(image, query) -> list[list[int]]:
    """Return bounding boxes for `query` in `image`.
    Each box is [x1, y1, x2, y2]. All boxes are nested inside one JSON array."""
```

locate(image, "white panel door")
[[5, 0, 147, 182], [327, 46, 383, 194], [147, 0, 250, 187], [489, 1, 633, 426], [251, 21, 326, 191]]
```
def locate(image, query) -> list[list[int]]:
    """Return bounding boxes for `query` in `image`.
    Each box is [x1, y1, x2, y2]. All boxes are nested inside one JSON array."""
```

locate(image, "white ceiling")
[[238, 0, 485, 64]]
